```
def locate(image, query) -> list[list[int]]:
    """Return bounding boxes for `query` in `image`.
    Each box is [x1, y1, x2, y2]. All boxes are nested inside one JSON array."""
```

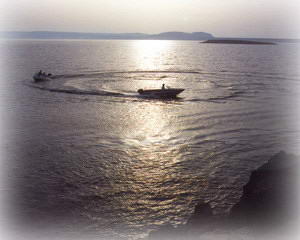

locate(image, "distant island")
[[202, 39, 276, 45], [0, 31, 214, 40], [0, 31, 299, 43]]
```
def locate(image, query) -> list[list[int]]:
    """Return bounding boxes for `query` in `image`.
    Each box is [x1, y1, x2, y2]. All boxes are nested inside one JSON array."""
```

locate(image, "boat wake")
[[189, 90, 246, 103], [26, 81, 126, 97], [26, 70, 249, 103]]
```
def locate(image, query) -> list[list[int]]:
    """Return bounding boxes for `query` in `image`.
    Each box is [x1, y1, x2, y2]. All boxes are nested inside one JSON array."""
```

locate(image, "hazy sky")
[[1, 0, 300, 38]]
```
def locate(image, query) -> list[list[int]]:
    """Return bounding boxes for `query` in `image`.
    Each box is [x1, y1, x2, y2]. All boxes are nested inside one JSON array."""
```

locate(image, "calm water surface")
[[2, 39, 300, 239]]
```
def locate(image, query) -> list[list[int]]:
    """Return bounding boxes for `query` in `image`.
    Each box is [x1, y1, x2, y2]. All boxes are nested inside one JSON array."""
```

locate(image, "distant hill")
[[149, 32, 214, 40], [0, 31, 214, 40], [1, 31, 299, 43]]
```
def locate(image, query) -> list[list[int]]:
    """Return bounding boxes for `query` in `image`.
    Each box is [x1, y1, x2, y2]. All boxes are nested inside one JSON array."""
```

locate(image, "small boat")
[[137, 86, 184, 98], [33, 71, 52, 82]]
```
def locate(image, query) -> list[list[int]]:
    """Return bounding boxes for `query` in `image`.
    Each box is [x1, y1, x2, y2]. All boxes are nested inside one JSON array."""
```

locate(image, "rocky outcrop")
[[148, 151, 298, 239], [148, 203, 217, 239], [229, 151, 298, 228], [186, 203, 214, 226]]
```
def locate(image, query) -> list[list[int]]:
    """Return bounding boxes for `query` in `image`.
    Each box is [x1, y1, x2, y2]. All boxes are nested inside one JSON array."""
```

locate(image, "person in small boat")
[[162, 84, 165, 90], [38, 70, 42, 75]]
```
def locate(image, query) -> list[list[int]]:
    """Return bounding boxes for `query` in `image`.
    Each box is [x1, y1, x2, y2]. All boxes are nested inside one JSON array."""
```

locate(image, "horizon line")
[[1, 30, 299, 41]]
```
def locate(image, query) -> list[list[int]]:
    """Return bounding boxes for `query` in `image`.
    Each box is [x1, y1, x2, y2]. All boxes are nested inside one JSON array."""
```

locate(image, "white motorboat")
[[137, 86, 184, 98]]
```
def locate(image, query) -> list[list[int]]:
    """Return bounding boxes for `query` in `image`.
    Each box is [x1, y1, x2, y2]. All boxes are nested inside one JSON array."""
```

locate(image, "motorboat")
[[137, 86, 184, 98], [33, 71, 52, 82]]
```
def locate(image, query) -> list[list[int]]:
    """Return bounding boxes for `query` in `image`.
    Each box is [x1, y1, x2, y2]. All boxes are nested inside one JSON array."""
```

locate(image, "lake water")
[[1, 39, 300, 239]]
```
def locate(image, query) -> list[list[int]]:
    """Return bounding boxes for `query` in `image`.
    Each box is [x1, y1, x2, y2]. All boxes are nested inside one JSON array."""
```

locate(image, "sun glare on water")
[[130, 40, 175, 70]]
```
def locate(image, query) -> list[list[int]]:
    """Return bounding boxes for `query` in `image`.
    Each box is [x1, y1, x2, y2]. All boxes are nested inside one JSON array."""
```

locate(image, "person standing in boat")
[[162, 83, 165, 90]]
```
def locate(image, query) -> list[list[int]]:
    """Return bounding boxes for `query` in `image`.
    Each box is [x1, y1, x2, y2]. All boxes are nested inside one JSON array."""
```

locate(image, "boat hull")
[[33, 73, 52, 82], [137, 88, 184, 98]]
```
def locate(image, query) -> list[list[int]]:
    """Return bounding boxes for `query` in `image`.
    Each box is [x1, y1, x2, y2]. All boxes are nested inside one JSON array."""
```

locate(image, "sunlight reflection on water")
[[130, 40, 175, 70], [5, 39, 300, 239]]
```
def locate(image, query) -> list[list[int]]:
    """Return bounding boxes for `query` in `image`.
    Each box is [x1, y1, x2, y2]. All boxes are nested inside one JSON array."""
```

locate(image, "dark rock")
[[147, 151, 298, 239], [230, 151, 298, 227], [186, 202, 214, 226], [148, 203, 218, 239]]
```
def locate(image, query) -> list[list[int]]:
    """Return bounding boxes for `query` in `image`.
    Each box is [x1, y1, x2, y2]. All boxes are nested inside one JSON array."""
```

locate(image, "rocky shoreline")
[[147, 151, 298, 239]]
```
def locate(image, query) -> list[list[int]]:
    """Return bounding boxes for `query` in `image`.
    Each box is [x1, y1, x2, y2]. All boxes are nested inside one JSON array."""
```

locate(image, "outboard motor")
[[137, 89, 144, 94]]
